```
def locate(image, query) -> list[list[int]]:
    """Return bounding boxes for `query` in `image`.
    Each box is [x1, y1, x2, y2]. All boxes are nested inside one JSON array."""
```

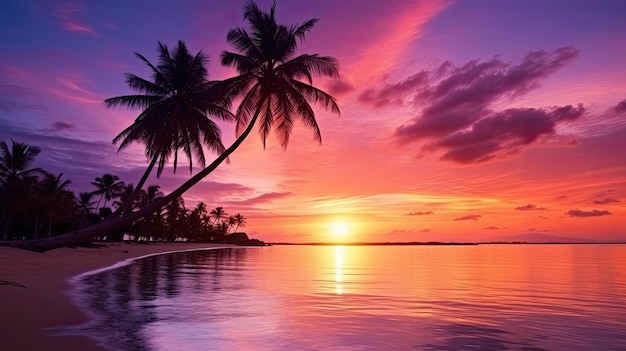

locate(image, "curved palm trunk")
[[1, 113, 260, 252], [113, 155, 158, 216]]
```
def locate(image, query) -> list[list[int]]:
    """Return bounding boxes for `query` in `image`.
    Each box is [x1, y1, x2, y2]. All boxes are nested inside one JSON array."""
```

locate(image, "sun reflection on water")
[[334, 246, 344, 295]]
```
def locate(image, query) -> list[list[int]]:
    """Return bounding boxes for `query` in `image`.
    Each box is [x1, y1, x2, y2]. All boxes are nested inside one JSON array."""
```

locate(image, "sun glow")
[[330, 220, 350, 239]]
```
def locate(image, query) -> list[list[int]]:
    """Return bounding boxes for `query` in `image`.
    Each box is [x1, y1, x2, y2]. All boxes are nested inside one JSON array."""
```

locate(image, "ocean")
[[67, 244, 626, 350]]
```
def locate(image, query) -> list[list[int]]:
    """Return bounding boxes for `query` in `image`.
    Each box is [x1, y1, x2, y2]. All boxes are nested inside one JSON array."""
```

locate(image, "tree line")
[[0, 139, 246, 242]]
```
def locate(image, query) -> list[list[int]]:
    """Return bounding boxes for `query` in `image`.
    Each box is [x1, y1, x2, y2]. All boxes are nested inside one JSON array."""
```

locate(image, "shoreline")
[[0, 242, 236, 351]]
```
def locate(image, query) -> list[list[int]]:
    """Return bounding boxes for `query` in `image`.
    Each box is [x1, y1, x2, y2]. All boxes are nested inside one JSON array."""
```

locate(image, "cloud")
[[454, 214, 481, 221], [485, 226, 499, 230], [359, 72, 428, 108], [515, 203, 546, 211], [58, 3, 99, 36], [391, 47, 582, 164], [613, 99, 626, 113], [418, 228, 431, 233], [49, 121, 76, 131], [223, 192, 292, 206], [566, 209, 612, 217], [406, 210, 434, 216], [389, 229, 416, 235], [326, 79, 354, 96], [593, 197, 620, 204]]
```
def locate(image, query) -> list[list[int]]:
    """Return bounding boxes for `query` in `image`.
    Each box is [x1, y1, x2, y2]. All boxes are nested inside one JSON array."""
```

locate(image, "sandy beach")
[[0, 242, 236, 351]]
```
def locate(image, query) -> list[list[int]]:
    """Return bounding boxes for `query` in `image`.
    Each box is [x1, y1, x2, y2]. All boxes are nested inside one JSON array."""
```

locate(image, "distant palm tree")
[[91, 174, 123, 212], [210, 206, 228, 225], [0, 140, 43, 239], [106, 40, 234, 214], [34, 172, 74, 238], [0, 139, 43, 181], [75, 192, 96, 228], [231, 213, 247, 233]]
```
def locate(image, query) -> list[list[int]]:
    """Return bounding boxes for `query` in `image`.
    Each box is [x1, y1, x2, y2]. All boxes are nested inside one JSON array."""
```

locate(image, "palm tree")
[[34, 172, 74, 238], [209, 206, 228, 225], [75, 192, 96, 228], [231, 213, 247, 233], [4, 1, 339, 251], [0, 140, 43, 239], [106, 40, 234, 214], [0, 139, 43, 181], [219, 0, 340, 149], [91, 174, 123, 213]]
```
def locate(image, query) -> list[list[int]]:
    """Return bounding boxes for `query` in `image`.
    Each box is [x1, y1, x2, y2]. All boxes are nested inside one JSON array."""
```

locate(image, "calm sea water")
[[68, 245, 626, 351]]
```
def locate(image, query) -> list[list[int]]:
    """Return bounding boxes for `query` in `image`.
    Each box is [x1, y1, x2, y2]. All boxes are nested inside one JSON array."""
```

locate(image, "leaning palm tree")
[[231, 213, 247, 233], [3, 1, 339, 251], [106, 40, 234, 214], [220, 0, 340, 149]]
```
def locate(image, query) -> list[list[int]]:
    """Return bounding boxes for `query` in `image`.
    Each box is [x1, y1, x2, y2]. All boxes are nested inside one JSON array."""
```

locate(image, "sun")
[[330, 220, 350, 238]]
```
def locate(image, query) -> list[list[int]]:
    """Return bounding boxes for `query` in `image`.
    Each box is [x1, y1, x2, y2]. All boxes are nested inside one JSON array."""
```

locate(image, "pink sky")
[[1, 0, 625, 242]]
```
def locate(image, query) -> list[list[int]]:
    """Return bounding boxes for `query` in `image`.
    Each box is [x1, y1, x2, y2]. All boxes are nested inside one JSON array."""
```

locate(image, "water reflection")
[[62, 245, 626, 351], [335, 246, 344, 295]]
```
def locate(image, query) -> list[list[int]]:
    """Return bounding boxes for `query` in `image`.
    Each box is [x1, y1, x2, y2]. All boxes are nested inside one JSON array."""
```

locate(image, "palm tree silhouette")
[[220, 0, 340, 149], [34, 172, 74, 238], [91, 174, 123, 212], [231, 213, 247, 233], [106, 41, 233, 214], [0, 140, 43, 239], [209, 206, 228, 225]]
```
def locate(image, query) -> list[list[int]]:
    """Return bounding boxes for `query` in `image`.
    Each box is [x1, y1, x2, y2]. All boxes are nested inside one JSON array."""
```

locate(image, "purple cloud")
[[50, 121, 76, 131], [613, 99, 626, 113], [566, 209, 612, 217], [359, 72, 428, 109], [485, 226, 499, 230], [593, 197, 620, 204], [391, 47, 582, 164], [406, 210, 434, 216], [326, 79, 354, 96], [454, 214, 481, 221], [515, 203, 546, 211], [389, 229, 416, 235]]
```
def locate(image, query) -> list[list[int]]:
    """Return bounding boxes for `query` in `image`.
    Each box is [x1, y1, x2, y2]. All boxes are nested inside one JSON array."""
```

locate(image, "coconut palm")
[[34, 172, 74, 238], [231, 213, 247, 233], [0, 140, 43, 239], [209, 206, 228, 225], [219, 0, 340, 149], [91, 174, 123, 212], [75, 192, 96, 228], [0, 139, 43, 181], [106, 40, 234, 214]]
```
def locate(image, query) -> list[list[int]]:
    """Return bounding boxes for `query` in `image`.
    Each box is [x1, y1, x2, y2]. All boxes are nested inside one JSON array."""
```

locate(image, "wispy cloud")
[[593, 197, 620, 204], [406, 210, 434, 216], [566, 209, 612, 217], [58, 3, 99, 36], [454, 214, 481, 221], [485, 226, 499, 230], [515, 203, 546, 211]]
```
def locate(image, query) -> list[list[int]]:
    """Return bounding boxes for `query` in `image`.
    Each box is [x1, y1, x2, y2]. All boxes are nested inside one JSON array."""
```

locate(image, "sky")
[[1, 0, 625, 243]]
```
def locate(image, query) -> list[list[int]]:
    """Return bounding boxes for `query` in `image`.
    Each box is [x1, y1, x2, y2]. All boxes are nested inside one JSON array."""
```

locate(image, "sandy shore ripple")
[[0, 242, 236, 351]]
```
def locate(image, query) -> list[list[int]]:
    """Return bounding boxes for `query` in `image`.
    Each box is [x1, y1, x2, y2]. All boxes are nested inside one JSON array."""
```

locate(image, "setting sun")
[[330, 221, 350, 239]]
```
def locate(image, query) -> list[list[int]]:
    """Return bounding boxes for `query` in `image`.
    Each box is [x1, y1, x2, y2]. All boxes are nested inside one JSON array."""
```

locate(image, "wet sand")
[[0, 242, 235, 351]]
